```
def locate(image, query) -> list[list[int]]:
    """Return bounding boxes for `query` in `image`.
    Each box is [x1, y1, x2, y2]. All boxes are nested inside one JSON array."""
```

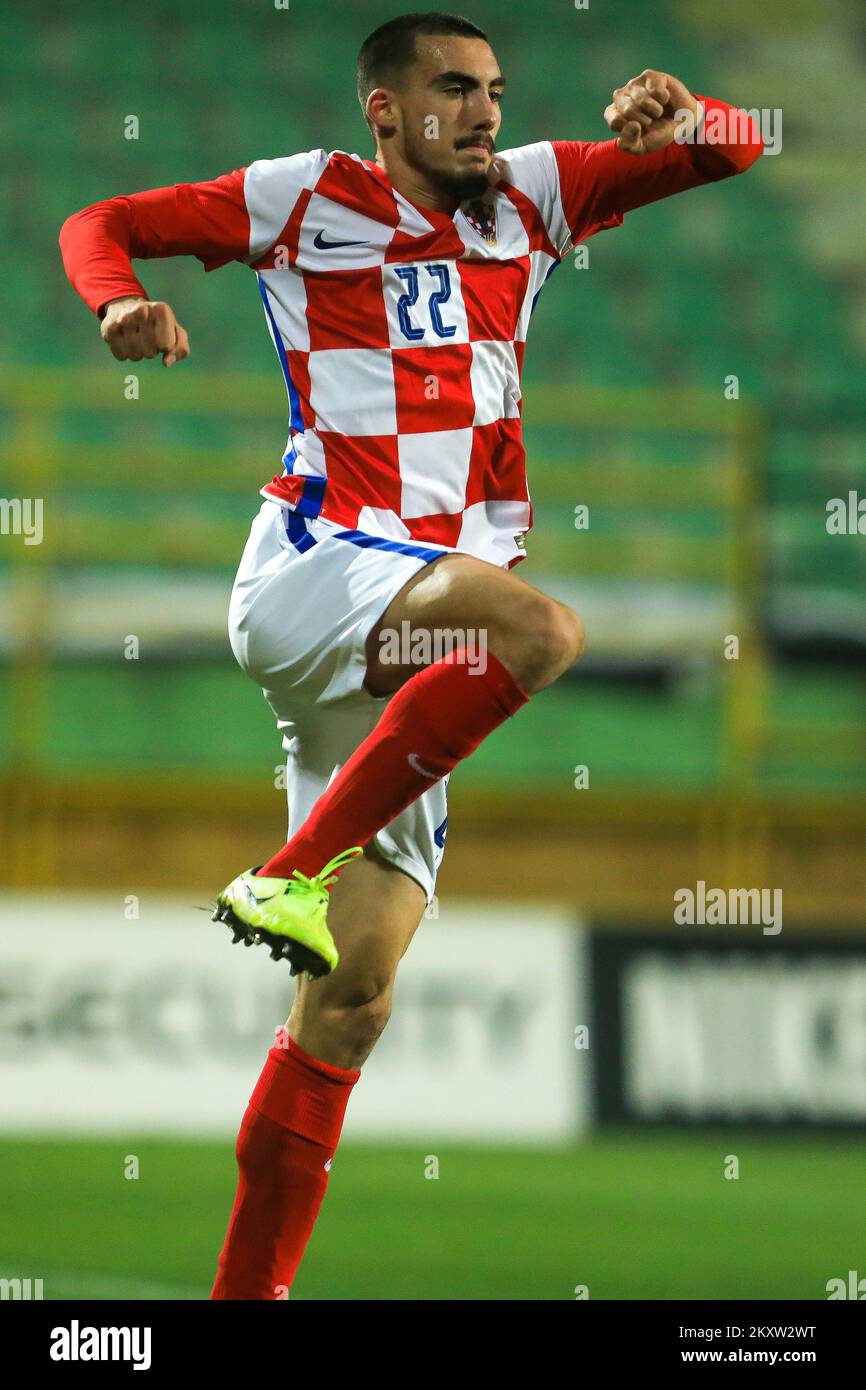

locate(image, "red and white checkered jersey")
[[250, 143, 583, 566], [59, 98, 763, 566]]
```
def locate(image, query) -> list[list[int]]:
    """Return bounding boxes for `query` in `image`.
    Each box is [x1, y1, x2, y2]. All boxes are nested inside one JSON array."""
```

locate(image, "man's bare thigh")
[[364, 551, 579, 696]]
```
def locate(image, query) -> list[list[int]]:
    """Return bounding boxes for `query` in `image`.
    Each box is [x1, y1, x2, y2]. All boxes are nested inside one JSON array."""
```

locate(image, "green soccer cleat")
[[211, 847, 363, 978]]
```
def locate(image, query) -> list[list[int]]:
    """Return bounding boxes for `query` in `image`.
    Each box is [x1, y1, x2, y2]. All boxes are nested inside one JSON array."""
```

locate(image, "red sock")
[[260, 647, 528, 880], [210, 1034, 359, 1300]]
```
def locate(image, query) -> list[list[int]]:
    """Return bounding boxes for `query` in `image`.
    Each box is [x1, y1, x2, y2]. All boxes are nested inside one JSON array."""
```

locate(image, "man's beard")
[[406, 131, 493, 203], [432, 165, 491, 202]]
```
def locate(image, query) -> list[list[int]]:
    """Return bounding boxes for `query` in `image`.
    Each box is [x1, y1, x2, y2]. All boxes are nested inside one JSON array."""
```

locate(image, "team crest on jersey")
[[464, 199, 498, 247]]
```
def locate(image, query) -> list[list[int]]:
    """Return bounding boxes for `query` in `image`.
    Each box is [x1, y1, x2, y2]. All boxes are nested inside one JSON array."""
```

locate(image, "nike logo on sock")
[[313, 230, 370, 250], [408, 752, 439, 779]]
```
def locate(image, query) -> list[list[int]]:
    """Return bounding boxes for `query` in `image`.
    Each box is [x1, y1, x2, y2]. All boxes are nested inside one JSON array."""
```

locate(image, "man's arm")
[[58, 168, 251, 366], [552, 70, 764, 246], [60, 153, 323, 366]]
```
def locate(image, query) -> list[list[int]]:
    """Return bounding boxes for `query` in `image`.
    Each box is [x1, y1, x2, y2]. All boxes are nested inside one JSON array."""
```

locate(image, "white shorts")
[[228, 500, 452, 902]]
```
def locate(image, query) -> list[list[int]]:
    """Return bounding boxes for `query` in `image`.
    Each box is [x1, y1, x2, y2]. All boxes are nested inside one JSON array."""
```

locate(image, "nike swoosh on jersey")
[[313, 230, 370, 250], [408, 752, 439, 779]]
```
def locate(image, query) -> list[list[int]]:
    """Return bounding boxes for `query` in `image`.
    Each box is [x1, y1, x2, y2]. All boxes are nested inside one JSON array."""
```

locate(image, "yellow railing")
[[1, 366, 770, 885]]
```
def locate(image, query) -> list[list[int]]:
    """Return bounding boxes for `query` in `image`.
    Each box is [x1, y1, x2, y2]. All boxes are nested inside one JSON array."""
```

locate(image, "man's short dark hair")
[[357, 12, 489, 129]]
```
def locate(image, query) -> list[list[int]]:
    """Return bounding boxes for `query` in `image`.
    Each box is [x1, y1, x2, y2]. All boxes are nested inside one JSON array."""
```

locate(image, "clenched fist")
[[100, 297, 190, 367], [604, 70, 699, 155]]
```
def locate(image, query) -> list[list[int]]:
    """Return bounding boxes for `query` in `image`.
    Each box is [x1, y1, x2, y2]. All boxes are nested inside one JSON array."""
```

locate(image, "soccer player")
[[60, 12, 763, 1299]]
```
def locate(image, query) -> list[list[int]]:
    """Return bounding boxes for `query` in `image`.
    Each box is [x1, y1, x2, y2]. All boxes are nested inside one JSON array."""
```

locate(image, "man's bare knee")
[[506, 597, 585, 692], [315, 990, 393, 1066], [555, 604, 586, 668]]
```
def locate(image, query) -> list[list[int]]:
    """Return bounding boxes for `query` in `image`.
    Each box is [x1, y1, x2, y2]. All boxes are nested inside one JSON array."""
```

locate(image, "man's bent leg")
[[288, 841, 427, 1068], [258, 553, 584, 881], [210, 852, 425, 1299]]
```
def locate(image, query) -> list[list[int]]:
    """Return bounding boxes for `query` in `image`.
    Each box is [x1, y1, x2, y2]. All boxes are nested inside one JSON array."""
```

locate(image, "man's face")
[[388, 35, 504, 201]]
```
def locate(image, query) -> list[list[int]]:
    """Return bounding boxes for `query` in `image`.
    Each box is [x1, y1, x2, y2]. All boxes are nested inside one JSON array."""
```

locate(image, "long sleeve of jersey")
[[549, 94, 764, 248], [59, 168, 251, 316]]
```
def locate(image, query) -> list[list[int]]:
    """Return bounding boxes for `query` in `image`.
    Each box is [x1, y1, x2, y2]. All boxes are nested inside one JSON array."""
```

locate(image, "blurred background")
[[0, 0, 864, 1300]]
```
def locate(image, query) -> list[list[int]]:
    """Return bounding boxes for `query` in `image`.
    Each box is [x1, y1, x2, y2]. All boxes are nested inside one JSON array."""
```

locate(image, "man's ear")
[[366, 88, 397, 136]]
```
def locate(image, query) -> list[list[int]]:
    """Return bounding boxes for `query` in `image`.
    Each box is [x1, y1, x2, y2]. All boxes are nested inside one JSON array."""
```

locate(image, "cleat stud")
[[243, 934, 254, 947]]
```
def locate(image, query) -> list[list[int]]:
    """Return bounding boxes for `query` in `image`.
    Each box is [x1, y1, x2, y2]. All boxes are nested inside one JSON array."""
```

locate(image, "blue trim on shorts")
[[283, 508, 317, 553], [281, 510, 446, 565], [292, 475, 327, 519], [331, 529, 446, 563]]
